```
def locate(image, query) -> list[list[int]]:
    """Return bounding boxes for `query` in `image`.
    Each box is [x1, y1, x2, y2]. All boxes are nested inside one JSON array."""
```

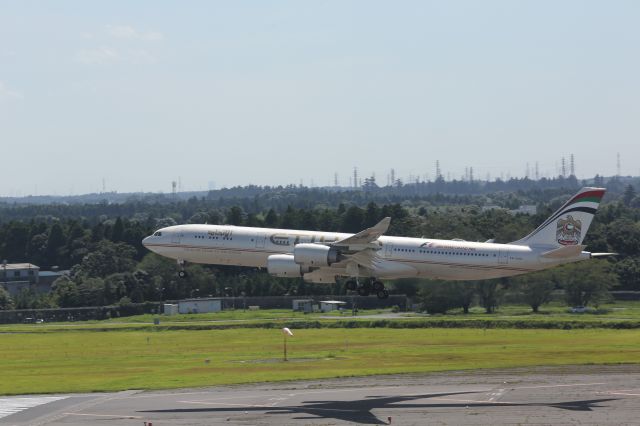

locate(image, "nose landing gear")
[[177, 260, 188, 278]]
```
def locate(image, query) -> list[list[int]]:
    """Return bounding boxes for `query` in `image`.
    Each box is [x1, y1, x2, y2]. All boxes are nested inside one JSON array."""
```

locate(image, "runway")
[[2, 365, 640, 425]]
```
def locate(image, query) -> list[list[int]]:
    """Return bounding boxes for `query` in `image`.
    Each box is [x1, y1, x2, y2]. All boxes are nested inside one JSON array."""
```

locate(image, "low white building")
[[163, 304, 179, 315], [0, 263, 68, 296], [178, 298, 222, 314], [320, 300, 347, 313], [1, 263, 39, 297]]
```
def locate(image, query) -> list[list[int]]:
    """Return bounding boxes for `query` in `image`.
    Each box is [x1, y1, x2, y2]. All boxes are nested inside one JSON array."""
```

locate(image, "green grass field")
[[2, 327, 639, 395], [3, 302, 640, 333]]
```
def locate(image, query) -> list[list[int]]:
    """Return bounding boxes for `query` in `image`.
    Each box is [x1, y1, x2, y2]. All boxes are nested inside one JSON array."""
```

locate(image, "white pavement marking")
[[606, 390, 640, 396], [510, 382, 605, 390], [0, 396, 67, 419], [179, 401, 275, 408], [62, 412, 143, 419], [176, 386, 404, 405]]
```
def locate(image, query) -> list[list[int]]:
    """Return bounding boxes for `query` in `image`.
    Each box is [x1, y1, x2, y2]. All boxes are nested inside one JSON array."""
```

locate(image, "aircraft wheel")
[[376, 289, 389, 299], [178, 270, 188, 279], [345, 280, 358, 291], [357, 286, 370, 297], [372, 280, 385, 292]]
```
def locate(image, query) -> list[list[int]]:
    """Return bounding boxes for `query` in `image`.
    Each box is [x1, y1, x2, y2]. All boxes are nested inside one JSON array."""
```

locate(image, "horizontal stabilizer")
[[590, 252, 618, 258], [541, 245, 586, 259]]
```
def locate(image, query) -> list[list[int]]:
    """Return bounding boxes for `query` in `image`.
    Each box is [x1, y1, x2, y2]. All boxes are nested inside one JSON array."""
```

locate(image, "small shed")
[[320, 300, 347, 313], [178, 298, 222, 314], [163, 304, 179, 316], [292, 299, 314, 313]]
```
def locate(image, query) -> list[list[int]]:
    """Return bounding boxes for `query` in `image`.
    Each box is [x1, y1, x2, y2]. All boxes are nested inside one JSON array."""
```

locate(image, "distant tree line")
[[0, 182, 639, 313]]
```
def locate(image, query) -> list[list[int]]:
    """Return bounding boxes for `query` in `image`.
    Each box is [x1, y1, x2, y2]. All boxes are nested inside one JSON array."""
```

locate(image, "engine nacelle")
[[267, 254, 309, 277], [293, 243, 340, 267]]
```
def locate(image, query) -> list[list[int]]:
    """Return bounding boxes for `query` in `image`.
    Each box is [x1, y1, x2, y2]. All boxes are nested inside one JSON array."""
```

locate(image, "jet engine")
[[267, 254, 310, 277], [293, 243, 341, 267]]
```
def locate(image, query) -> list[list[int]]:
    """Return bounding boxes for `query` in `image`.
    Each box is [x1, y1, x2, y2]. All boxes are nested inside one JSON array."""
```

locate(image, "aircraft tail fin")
[[510, 187, 606, 248]]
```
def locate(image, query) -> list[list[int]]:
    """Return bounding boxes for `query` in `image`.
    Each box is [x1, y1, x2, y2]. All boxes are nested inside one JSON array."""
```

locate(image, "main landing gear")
[[177, 260, 188, 278], [344, 278, 389, 299]]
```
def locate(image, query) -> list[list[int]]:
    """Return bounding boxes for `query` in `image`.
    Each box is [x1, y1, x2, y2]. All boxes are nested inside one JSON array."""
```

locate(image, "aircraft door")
[[385, 243, 394, 257], [171, 231, 182, 244], [255, 233, 266, 249], [498, 249, 509, 264]]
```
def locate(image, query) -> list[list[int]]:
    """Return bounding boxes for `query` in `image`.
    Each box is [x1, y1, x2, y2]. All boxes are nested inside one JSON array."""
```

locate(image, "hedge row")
[[51, 318, 640, 333]]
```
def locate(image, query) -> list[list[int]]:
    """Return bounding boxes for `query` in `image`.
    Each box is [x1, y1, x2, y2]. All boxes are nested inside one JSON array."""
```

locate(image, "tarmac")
[[1, 364, 640, 425]]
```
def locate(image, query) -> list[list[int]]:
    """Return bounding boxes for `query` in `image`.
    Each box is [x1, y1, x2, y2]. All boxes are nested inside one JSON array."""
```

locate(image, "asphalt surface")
[[2, 364, 639, 425]]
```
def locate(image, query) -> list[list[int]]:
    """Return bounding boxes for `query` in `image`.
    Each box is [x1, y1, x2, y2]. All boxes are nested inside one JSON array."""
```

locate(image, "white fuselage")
[[142, 224, 589, 281]]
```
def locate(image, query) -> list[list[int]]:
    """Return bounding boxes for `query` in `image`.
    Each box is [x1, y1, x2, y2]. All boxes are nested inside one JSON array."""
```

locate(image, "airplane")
[[142, 187, 615, 299]]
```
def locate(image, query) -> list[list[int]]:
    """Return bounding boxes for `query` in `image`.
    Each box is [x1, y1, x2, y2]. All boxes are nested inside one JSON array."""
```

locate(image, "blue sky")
[[1, 1, 639, 196]]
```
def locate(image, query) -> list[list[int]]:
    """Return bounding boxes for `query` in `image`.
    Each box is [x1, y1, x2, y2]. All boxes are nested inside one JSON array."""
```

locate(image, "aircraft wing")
[[331, 217, 391, 249], [327, 217, 395, 275]]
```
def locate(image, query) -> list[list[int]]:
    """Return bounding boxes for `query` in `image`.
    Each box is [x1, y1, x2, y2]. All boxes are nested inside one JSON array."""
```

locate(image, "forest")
[[1, 177, 639, 314]]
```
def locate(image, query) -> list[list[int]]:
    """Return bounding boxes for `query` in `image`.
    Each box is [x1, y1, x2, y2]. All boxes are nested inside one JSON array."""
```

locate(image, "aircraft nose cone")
[[142, 236, 151, 248]]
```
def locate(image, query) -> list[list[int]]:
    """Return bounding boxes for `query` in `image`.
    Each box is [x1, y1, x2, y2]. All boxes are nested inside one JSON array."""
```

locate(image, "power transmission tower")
[[570, 154, 575, 176]]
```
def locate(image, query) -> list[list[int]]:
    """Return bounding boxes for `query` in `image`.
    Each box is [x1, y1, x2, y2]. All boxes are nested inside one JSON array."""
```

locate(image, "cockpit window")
[[154, 232, 162, 236]]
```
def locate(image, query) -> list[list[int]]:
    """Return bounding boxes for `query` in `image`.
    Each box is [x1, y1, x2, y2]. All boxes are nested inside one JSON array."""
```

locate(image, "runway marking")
[[179, 401, 275, 408], [430, 396, 513, 404], [509, 382, 605, 390], [0, 396, 67, 420], [605, 390, 640, 396], [27, 390, 140, 426], [176, 386, 404, 405], [62, 412, 143, 419], [488, 388, 507, 402], [128, 390, 215, 399], [179, 388, 492, 410]]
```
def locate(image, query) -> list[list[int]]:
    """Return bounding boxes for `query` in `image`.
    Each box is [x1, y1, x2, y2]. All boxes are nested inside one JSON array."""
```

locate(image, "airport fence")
[[0, 302, 161, 324], [214, 295, 408, 311], [0, 295, 407, 324]]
